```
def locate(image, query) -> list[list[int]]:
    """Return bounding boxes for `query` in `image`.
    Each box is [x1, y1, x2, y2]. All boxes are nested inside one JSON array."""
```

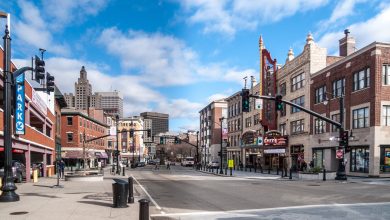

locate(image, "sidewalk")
[[0, 168, 145, 220], [198, 167, 299, 179]]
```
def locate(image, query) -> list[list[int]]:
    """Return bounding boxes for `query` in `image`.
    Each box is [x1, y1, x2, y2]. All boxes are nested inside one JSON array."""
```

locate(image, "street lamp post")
[[116, 115, 120, 174], [219, 117, 225, 174], [0, 12, 20, 202]]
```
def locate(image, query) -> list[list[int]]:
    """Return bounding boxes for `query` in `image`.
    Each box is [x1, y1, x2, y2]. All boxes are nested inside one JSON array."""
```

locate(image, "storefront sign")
[[264, 149, 285, 154], [263, 130, 288, 146], [15, 73, 25, 135], [32, 89, 47, 115], [241, 131, 260, 147], [12, 149, 24, 154]]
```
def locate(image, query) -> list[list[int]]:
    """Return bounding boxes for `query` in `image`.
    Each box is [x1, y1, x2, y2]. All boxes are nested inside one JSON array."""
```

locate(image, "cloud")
[[178, 0, 328, 37], [42, 0, 109, 30], [157, 99, 203, 119], [318, 5, 390, 55], [13, 0, 70, 56], [98, 27, 257, 86]]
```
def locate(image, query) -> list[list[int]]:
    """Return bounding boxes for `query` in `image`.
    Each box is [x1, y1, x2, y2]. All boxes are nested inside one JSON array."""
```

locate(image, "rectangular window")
[[331, 113, 340, 132], [380, 146, 390, 173], [279, 123, 286, 135], [315, 86, 326, 104], [353, 68, 370, 91], [237, 119, 241, 130], [279, 82, 286, 96], [382, 105, 390, 126], [291, 73, 305, 92], [350, 147, 369, 173], [67, 133, 73, 142], [67, 117, 73, 125], [291, 96, 305, 113], [253, 113, 260, 125], [352, 107, 369, 129], [332, 78, 345, 97], [291, 119, 304, 134], [383, 65, 390, 85], [314, 118, 326, 134], [245, 117, 252, 128]]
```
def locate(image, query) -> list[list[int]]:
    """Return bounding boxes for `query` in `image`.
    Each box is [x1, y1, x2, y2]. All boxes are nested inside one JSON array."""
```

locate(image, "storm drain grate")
[[10, 211, 28, 215]]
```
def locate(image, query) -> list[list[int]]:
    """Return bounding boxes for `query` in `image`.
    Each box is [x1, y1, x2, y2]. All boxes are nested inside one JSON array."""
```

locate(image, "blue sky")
[[1, 0, 390, 132]]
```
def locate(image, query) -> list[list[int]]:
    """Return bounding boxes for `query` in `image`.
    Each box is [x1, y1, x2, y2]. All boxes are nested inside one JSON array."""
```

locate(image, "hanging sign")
[[15, 73, 25, 135]]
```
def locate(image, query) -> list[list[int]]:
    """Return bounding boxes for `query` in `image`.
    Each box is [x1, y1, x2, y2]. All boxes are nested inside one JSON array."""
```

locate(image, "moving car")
[[182, 157, 195, 167], [0, 160, 27, 183], [208, 160, 220, 169]]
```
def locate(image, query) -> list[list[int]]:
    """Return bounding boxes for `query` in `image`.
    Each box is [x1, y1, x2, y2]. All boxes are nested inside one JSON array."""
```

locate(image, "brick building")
[[61, 108, 109, 169], [1, 48, 56, 182], [117, 116, 145, 164], [199, 99, 227, 167], [226, 92, 242, 169], [310, 32, 390, 177]]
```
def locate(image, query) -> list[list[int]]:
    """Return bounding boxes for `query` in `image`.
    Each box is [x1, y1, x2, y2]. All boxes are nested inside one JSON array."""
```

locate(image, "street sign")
[[336, 149, 344, 159], [228, 159, 234, 168], [15, 73, 25, 135]]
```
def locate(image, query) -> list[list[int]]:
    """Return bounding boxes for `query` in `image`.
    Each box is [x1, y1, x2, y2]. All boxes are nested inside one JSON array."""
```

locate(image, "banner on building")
[[15, 73, 25, 135]]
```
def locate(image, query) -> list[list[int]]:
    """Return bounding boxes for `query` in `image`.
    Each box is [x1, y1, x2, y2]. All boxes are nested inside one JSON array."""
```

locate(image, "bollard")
[[245, 166, 247, 172], [122, 167, 125, 176], [323, 168, 326, 181], [281, 168, 284, 178], [260, 166, 263, 173], [285, 168, 288, 177], [225, 167, 227, 175], [216, 168, 219, 174], [276, 168, 279, 175], [249, 166, 252, 172], [289, 168, 292, 180], [254, 166, 257, 173], [128, 177, 134, 203], [139, 199, 150, 220], [212, 168, 214, 173], [268, 167, 270, 174], [230, 168, 232, 176]]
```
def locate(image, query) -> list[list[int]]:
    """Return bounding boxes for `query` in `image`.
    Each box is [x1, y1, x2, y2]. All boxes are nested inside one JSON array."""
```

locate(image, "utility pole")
[[196, 131, 199, 170], [219, 117, 224, 174], [116, 115, 120, 174]]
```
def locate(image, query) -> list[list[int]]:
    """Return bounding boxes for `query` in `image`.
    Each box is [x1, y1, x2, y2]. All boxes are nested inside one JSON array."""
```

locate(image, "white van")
[[181, 157, 195, 167]]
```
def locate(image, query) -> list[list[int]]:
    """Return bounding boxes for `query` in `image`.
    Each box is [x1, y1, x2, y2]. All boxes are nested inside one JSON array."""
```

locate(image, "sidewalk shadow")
[[19, 192, 60, 198], [33, 184, 54, 188], [78, 200, 113, 208], [83, 192, 113, 202]]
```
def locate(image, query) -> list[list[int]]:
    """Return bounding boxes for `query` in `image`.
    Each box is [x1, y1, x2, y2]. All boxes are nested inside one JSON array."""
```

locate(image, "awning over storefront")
[[95, 152, 108, 159]]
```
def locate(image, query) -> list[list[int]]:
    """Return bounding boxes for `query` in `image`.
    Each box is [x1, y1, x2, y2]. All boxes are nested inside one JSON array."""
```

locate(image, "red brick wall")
[[311, 45, 390, 132]]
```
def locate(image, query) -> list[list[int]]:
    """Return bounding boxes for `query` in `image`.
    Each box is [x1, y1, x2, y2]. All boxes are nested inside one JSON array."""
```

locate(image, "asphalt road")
[[131, 165, 390, 219]]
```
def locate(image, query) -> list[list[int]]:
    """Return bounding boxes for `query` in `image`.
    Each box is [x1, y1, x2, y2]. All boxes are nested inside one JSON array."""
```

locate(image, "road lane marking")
[[131, 174, 163, 211], [150, 202, 390, 217]]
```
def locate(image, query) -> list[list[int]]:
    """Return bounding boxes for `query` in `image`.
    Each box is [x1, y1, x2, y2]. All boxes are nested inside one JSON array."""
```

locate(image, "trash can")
[[112, 178, 129, 208]]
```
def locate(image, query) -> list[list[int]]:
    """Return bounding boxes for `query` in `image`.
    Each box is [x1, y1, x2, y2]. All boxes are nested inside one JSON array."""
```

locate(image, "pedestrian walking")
[[58, 160, 65, 179]]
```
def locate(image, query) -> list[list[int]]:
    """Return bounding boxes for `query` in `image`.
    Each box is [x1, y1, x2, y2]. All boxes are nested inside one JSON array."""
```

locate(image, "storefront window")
[[350, 147, 369, 173], [312, 149, 323, 168], [380, 146, 390, 173]]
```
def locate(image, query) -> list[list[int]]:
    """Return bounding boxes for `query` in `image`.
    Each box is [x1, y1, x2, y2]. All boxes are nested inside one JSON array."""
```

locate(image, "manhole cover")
[[307, 184, 320, 186], [10, 211, 29, 215]]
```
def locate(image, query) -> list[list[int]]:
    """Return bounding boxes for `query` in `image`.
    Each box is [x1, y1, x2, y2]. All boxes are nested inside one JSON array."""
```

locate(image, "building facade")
[[310, 35, 390, 177], [199, 99, 227, 167], [117, 116, 146, 164], [61, 109, 109, 168], [140, 112, 169, 138], [95, 91, 123, 117], [275, 33, 327, 172]]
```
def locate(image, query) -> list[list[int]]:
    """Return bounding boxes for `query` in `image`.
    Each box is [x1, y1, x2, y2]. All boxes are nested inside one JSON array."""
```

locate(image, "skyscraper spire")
[[259, 35, 265, 50]]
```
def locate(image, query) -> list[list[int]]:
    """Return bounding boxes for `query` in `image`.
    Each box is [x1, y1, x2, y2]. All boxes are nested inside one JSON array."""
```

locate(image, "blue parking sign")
[[15, 73, 25, 135]]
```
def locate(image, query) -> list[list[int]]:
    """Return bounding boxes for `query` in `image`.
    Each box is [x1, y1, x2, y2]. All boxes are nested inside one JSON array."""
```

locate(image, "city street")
[[132, 165, 390, 220]]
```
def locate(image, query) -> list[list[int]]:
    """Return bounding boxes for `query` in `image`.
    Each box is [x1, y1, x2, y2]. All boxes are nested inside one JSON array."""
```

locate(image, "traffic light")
[[34, 55, 45, 82], [241, 89, 250, 112], [147, 129, 151, 138], [275, 94, 283, 111], [46, 72, 55, 93], [174, 137, 181, 144], [160, 137, 164, 144], [129, 129, 134, 138], [340, 130, 349, 148]]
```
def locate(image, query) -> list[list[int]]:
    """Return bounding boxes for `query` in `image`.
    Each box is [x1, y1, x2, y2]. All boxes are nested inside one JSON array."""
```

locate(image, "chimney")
[[339, 29, 355, 56]]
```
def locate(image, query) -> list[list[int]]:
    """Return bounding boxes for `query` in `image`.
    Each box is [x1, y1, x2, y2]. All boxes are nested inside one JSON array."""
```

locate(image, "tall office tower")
[[75, 66, 92, 110], [140, 112, 169, 136], [95, 91, 124, 117]]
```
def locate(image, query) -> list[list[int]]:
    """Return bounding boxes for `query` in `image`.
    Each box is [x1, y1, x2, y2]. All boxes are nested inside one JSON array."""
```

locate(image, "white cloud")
[[13, 0, 69, 56], [318, 5, 390, 55], [178, 0, 328, 37], [98, 27, 257, 86], [157, 99, 203, 119], [42, 0, 109, 30]]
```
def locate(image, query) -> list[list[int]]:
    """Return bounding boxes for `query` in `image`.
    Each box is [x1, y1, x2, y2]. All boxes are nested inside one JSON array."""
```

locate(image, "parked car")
[[208, 161, 220, 169], [148, 160, 156, 165], [0, 160, 27, 183]]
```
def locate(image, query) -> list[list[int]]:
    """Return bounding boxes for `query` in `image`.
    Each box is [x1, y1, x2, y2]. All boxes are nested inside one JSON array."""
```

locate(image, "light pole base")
[[335, 174, 347, 180], [0, 191, 20, 202]]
